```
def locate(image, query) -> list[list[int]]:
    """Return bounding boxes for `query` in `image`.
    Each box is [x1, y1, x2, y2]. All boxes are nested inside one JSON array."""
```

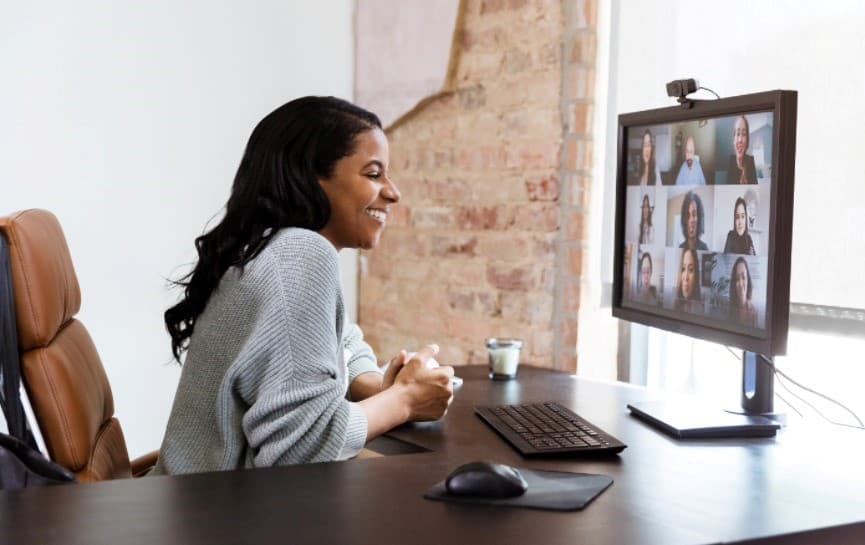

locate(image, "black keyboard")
[[475, 402, 627, 456]]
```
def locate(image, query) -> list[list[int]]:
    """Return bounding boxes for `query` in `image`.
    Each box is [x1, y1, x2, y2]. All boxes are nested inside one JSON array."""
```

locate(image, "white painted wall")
[[610, 0, 865, 309], [1, 0, 356, 457]]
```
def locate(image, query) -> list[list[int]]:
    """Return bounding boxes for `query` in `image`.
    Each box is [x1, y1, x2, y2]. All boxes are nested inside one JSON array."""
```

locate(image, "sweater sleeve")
[[238, 231, 368, 466], [342, 323, 382, 384]]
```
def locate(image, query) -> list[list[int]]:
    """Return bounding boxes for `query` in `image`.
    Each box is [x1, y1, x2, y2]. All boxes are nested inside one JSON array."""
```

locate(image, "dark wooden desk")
[[2, 366, 864, 545]]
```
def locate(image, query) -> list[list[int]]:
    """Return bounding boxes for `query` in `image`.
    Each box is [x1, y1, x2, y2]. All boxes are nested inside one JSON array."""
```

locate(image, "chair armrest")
[[130, 450, 159, 478]]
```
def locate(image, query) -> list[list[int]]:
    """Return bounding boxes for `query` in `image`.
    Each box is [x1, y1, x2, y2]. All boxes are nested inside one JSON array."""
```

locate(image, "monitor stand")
[[725, 351, 786, 421], [626, 351, 782, 439]]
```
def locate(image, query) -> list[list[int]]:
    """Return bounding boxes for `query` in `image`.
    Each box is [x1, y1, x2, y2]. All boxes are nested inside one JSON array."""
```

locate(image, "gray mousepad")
[[423, 469, 613, 511]]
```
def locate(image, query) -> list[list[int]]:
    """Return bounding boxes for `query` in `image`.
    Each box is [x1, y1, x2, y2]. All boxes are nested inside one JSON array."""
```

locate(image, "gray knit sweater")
[[151, 228, 381, 475]]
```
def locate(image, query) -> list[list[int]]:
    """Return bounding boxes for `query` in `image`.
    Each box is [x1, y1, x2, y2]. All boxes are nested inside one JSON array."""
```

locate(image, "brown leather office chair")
[[0, 209, 157, 482]]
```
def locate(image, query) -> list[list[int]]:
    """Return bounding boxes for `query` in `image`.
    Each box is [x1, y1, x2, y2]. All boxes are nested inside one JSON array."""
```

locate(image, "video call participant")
[[674, 248, 702, 313], [678, 191, 708, 251], [636, 129, 660, 186], [638, 194, 654, 244], [154, 97, 455, 476], [729, 257, 758, 327], [674, 135, 706, 185], [636, 252, 659, 305], [727, 115, 757, 184], [723, 197, 756, 255]]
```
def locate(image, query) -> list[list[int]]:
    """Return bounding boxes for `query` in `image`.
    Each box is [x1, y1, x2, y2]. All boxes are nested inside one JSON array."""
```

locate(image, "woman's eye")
[[366, 172, 381, 179]]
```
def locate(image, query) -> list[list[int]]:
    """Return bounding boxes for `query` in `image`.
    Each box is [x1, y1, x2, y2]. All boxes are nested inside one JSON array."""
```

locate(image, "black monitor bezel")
[[612, 90, 797, 356]]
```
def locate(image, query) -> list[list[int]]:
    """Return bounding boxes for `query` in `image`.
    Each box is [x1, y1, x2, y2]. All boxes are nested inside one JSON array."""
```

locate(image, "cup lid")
[[486, 337, 523, 349]]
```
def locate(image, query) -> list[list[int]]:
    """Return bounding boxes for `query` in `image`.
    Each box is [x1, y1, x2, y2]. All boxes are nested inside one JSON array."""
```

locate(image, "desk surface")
[[2, 366, 864, 545]]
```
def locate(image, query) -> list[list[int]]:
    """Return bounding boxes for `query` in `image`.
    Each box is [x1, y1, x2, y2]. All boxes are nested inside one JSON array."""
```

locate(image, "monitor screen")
[[612, 91, 797, 356]]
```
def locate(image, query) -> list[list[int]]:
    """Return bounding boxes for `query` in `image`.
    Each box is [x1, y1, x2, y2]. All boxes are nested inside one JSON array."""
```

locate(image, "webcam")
[[667, 78, 699, 109], [666, 78, 698, 99]]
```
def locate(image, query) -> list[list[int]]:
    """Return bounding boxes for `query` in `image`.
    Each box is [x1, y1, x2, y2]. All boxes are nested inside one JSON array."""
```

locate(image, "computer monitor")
[[612, 90, 797, 433]]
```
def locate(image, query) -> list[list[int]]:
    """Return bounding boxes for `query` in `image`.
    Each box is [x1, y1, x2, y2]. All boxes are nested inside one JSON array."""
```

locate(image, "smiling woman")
[[318, 128, 400, 250], [153, 97, 453, 476]]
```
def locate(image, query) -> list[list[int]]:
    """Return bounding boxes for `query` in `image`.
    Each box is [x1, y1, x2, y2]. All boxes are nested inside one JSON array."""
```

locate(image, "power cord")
[[723, 346, 864, 430], [758, 353, 864, 429], [697, 86, 721, 99], [772, 388, 804, 418]]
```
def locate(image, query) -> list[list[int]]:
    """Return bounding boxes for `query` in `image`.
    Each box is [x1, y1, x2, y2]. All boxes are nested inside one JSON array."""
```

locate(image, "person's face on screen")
[[734, 117, 748, 159], [735, 202, 747, 236], [734, 261, 749, 303], [686, 201, 698, 241], [642, 133, 652, 164], [640, 257, 651, 292], [641, 198, 649, 221], [685, 136, 695, 168], [680, 251, 696, 298], [318, 128, 400, 251]]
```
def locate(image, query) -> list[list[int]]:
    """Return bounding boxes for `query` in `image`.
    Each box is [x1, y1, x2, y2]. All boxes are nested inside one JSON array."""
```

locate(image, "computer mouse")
[[445, 461, 528, 498]]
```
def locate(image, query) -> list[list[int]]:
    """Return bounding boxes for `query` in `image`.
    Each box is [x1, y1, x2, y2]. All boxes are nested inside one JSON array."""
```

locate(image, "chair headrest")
[[0, 210, 81, 351]]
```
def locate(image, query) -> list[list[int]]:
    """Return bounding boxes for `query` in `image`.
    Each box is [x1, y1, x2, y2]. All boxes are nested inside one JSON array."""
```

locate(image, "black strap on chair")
[[0, 231, 39, 449]]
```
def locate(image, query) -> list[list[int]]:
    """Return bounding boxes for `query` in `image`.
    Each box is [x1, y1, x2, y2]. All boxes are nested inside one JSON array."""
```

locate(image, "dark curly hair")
[[680, 191, 705, 241], [165, 96, 381, 362]]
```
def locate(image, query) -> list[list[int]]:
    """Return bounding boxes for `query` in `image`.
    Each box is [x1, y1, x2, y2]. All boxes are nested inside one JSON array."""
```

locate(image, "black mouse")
[[445, 461, 528, 498]]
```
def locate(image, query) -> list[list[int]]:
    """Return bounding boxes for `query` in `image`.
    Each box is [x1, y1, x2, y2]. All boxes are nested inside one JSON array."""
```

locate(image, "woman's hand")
[[382, 350, 409, 391], [358, 344, 455, 441], [389, 344, 454, 421]]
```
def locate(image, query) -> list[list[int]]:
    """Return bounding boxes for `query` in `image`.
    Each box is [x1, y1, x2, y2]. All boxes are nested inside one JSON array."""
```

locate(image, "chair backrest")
[[0, 209, 132, 481]]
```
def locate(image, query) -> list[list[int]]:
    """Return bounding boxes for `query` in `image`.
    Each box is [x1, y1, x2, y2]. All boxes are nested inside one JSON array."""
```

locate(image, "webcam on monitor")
[[666, 78, 700, 108]]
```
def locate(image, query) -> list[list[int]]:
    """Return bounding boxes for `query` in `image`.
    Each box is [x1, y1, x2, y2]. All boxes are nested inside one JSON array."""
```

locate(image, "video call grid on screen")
[[621, 110, 773, 337]]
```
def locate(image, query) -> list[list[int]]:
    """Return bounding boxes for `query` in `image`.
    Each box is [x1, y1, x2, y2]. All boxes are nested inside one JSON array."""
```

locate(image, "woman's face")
[[733, 117, 748, 158], [680, 250, 696, 298], [733, 262, 749, 303], [686, 200, 698, 241], [318, 129, 400, 250], [640, 258, 651, 292], [642, 133, 652, 163], [734, 202, 747, 236]]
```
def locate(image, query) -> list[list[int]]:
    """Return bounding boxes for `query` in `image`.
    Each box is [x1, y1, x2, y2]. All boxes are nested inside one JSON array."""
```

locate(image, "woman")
[[636, 252, 658, 305], [729, 257, 758, 327], [152, 97, 454, 476], [638, 194, 654, 244], [678, 191, 708, 251], [723, 197, 756, 255], [674, 248, 702, 313], [727, 115, 757, 184], [637, 129, 660, 186]]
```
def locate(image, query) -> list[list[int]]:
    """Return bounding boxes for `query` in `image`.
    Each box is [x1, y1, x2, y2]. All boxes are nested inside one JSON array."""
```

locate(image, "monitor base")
[[724, 406, 787, 425], [628, 399, 781, 439]]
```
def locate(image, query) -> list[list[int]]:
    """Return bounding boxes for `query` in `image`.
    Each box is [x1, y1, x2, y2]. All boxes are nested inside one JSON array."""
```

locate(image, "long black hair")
[[732, 197, 748, 234], [165, 96, 382, 361], [675, 247, 701, 310], [638, 194, 653, 244], [639, 129, 657, 185], [728, 256, 753, 315]]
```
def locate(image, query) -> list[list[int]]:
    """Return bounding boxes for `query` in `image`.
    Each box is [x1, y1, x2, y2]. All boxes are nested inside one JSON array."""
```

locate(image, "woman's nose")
[[382, 177, 401, 203]]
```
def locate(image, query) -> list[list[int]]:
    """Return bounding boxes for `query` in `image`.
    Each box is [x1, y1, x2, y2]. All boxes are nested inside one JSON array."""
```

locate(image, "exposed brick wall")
[[359, 0, 597, 371], [551, 0, 597, 371]]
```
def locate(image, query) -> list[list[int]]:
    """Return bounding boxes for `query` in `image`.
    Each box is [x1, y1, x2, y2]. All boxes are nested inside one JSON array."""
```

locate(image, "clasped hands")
[[382, 344, 455, 422]]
